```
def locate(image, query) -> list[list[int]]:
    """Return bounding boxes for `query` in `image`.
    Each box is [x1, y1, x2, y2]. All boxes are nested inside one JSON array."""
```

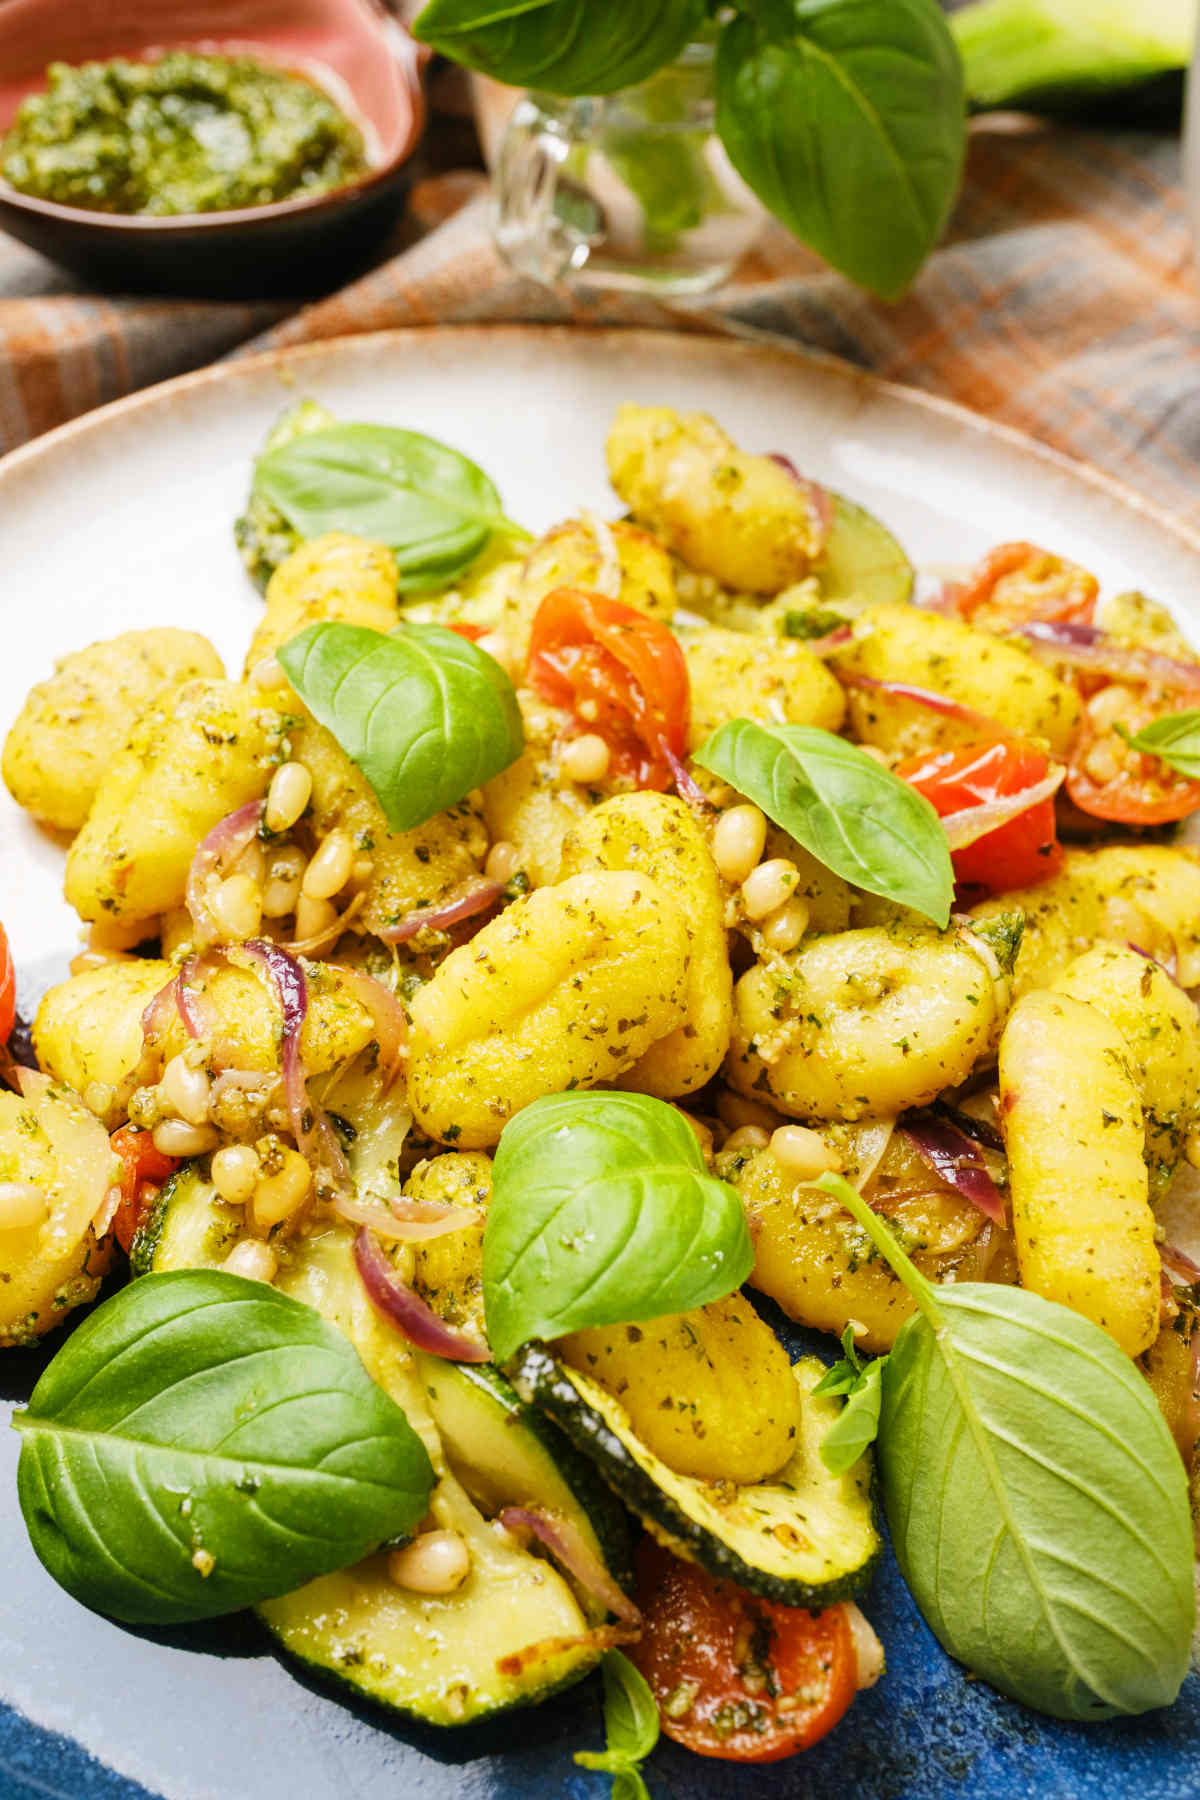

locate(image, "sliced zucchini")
[[415, 1355, 632, 1611], [129, 1159, 238, 1276], [812, 493, 914, 611], [132, 1173, 625, 1724], [513, 1347, 879, 1608]]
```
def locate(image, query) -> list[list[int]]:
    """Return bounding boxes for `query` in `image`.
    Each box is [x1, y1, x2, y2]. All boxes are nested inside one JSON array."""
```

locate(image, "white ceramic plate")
[[5, 324, 1200, 973], [3, 326, 1200, 1800]]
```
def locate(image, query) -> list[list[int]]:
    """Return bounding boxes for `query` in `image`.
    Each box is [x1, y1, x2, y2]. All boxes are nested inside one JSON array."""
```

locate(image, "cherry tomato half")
[[448, 622, 487, 642], [0, 922, 13, 1045], [953, 541, 1098, 634], [628, 1539, 857, 1764], [526, 589, 689, 790], [1067, 688, 1200, 826], [897, 739, 1062, 896], [109, 1124, 179, 1254]]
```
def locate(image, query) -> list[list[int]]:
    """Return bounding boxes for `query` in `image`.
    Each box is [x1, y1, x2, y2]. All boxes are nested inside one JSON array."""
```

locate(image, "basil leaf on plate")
[[15, 1270, 434, 1626], [412, 0, 706, 96], [575, 1649, 659, 1793], [695, 717, 953, 926], [818, 1173, 1195, 1720], [253, 422, 519, 592], [483, 1091, 753, 1365], [278, 620, 524, 834], [1118, 709, 1200, 778], [813, 1324, 885, 1475], [715, 0, 966, 300]]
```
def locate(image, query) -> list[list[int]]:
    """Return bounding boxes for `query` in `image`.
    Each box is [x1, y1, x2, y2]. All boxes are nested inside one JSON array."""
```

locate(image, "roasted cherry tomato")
[[628, 1539, 857, 1764], [1067, 688, 1200, 826], [953, 541, 1098, 633], [109, 1124, 178, 1254], [526, 588, 690, 790], [897, 739, 1063, 895], [448, 622, 487, 642], [0, 922, 13, 1045]]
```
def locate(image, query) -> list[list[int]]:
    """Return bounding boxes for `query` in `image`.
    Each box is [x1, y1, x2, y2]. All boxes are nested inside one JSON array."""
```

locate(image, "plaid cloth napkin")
[[1, 107, 1198, 528]]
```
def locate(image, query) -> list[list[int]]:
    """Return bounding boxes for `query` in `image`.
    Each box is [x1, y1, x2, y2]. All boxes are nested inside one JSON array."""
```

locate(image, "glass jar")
[[490, 41, 767, 296]]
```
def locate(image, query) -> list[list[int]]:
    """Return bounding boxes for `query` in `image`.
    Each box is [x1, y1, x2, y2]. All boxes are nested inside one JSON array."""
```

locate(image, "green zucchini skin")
[[814, 493, 914, 610], [129, 1159, 238, 1277], [512, 1344, 880, 1609]]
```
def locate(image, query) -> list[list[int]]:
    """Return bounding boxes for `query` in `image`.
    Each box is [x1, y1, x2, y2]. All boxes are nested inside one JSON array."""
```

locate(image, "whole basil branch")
[[412, 0, 967, 299]]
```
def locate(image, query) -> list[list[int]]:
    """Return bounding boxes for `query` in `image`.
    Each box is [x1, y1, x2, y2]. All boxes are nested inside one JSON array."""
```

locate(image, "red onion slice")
[[498, 1507, 641, 1627], [1161, 1241, 1200, 1285], [334, 1194, 479, 1242], [240, 940, 311, 1155], [768, 453, 835, 554], [1019, 621, 1200, 691], [940, 767, 1064, 851], [327, 966, 407, 1091], [807, 624, 854, 656], [140, 976, 182, 1048], [901, 1113, 1007, 1225], [663, 745, 712, 813], [839, 673, 1008, 737], [354, 1227, 490, 1361], [379, 881, 506, 945], [186, 800, 265, 944]]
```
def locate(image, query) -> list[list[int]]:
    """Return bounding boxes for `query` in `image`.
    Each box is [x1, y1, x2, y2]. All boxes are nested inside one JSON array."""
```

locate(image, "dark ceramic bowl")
[[0, 0, 425, 297]]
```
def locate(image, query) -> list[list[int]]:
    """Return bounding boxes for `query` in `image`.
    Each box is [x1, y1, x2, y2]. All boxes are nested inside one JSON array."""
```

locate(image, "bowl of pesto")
[[0, 0, 424, 296]]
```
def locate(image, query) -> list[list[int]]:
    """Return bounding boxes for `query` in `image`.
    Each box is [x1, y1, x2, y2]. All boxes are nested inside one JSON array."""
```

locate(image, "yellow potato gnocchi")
[[244, 532, 400, 673], [681, 627, 845, 750]]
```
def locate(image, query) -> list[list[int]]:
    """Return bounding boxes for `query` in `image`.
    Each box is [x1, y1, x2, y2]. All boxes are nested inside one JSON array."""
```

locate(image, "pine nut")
[[294, 895, 338, 942], [711, 804, 767, 885], [388, 1530, 471, 1595], [741, 858, 799, 921], [158, 1052, 212, 1127], [82, 1082, 116, 1119], [560, 734, 611, 784], [221, 1239, 278, 1283], [152, 1120, 219, 1158], [723, 1125, 770, 1152], [485, 840, 521, 883], [209, 873, 263, 943], [1087, 684, 1137, 732], [1084, 741, 1122, 785], [252, 1148, 312, 1227], [350, 856, 375, 890], [478, 632, 517, 677], [211, 1144, 261, 1205], [265, 762, 313, 834], [249, 656, 289, 693], [770, 1124, 842, 1181], [759, 896, 810, 954], [301, 830, 355, 901], [0, 1181, 47, 1230], [262, 846, 307, 919]]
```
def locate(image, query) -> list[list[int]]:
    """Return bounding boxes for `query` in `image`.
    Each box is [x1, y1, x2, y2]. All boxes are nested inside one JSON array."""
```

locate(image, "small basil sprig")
[[413, 0, 705, 96], [812, 1325, 884, 1476], [1117, 710, 1200, 779], [716, 0, 966, 300], [279, 621, 524, 834], [574, 1649, 659, 1799], [482, 1091, 753, 1365], [695, 718, 953, 927], [817, 1173, 1194, 1720], [15, 1271, 434, 1626], [253, 421, 524, 593]]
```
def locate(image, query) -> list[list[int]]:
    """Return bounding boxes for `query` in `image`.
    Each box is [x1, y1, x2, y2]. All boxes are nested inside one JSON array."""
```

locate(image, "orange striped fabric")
[[1, 115, 1198, 526]]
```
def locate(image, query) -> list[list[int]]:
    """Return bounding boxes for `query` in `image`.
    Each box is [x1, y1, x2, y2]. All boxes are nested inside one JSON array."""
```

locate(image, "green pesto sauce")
[[1, 52, 370, 216]]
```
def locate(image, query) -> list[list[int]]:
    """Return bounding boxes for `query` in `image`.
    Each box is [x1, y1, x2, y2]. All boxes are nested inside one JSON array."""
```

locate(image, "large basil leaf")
[[1120, 709, 1200, 778], [695, 717, 953, 926], [483, 1091, 753, 1364], [15, 1270, 434, 1626], [716, 0, 966, 300], [412, 0, 705, 96], [253, 423, 516, 593], [278, 621, 524, 834], [819, 1174, 1194, 1720]]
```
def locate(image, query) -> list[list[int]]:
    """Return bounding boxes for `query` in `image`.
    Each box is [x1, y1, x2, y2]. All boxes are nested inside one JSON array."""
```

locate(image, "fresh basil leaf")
[[819, 1356, 883, 1476], [278, 621, 524, 834], [253, 422, 517, 593], [412, 0, 705, 96], [1118, 709, 1200, 779], [483, 1091, 754, 1365], [575, 1651, 658, 1797], [235, 399, 338, 591], [813, 1322, 867, 1396], [715, 0, 966, 300], [695, 718, 953, 926], [818, 1174, 1194, 1720], [14, 1270, 434, 1626]]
